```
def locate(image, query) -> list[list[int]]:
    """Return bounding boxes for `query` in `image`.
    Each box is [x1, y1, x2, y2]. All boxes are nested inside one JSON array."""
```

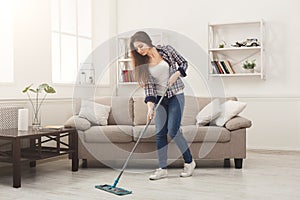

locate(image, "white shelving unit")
[[117, 36, 133, 85], [117, 33, 165, 86], [208, 20, 265, 79]]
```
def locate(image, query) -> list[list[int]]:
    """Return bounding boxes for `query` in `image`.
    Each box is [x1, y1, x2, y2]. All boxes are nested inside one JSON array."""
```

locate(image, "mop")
[[95, 86, 169, 196]]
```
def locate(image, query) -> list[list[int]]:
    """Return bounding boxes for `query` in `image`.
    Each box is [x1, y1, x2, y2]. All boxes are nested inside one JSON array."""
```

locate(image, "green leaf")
[[36, 83, 47, 93], [243, 60, 256, 69], [44, 85, 56, 93], [22, 84, 33, 93], [38, 83, 48, 89]]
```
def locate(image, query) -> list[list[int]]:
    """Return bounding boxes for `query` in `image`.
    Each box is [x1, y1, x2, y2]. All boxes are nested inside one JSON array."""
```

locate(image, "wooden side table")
[[0, 127, 78, 188]]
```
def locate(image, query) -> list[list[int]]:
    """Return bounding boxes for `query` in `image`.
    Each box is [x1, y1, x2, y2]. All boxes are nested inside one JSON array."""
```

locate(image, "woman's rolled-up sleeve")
[[166, 45, 188, 77]]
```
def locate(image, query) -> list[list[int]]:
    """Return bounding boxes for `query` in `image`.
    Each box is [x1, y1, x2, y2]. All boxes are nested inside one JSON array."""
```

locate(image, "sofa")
[[65, 95, 252, 169]]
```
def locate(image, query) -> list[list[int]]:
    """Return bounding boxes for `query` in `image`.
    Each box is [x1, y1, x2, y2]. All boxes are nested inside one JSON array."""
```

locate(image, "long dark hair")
[[130, 31, 154, 86]]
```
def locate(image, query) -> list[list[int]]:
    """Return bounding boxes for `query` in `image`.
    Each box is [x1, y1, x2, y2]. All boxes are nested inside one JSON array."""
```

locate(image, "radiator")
[[0, 105, 24, 129]]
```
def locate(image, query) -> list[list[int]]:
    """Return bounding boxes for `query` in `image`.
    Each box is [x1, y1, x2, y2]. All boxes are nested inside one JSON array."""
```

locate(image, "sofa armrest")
[[225, 116, 252, 131], [64, 115, 91, 131]]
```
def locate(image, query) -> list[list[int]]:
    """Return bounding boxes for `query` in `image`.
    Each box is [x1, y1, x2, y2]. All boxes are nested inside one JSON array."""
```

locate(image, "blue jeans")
[[155, 93, 193, 169]]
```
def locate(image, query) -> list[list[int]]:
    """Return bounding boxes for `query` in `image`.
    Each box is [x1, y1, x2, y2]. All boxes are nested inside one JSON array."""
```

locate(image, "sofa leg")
[[234, 158, 243, 169], [224, 158, 231, 168], [82, 159, 88, 168]]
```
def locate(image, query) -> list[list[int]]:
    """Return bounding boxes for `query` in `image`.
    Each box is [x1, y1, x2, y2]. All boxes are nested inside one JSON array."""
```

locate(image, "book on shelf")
[[214, 61, 225, 74], [212, 61, 223, 74], [122, 69, 128, 82], [211, 61, 221, 74], [216, 61, 225, 74], [220, 61, 230, 74], [211, 64, 218, 74], [122, 69, 135, 82], [224, 60, 235, 74], [211, 60, 235, 74]]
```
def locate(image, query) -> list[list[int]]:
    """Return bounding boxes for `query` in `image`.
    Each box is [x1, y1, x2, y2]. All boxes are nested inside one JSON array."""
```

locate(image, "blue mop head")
[[95, 184, 132, 196]]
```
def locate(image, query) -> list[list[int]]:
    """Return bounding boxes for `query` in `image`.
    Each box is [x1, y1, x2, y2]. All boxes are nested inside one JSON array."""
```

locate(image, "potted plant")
[[22, 83, 56, 129], [242, 59, 256, 73], [218, 40, 226, 48]]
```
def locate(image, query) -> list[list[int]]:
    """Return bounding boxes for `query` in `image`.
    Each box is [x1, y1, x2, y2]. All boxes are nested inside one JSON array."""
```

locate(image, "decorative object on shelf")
[[231, 38, 260, 47], [245, 38, 260, 47], [218, 40, 226, 48], [242, 59, 256, 73], [231, 41, 245, 47], [22, 83, 56, 130], [79, 63, 95, 85]]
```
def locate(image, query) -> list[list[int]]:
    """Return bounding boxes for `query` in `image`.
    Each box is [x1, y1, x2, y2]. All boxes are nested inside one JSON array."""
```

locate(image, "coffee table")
[[0, 127, 78, 188]]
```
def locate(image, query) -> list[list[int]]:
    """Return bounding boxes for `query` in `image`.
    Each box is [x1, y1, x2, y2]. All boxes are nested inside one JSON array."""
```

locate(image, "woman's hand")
[[168, 71, 181, 87], [147, 102, 155, 122], [147, 108, 156, 122]]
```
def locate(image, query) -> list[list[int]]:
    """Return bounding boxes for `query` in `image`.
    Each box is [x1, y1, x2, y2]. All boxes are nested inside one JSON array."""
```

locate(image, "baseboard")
[[247, 147, 300, 152]]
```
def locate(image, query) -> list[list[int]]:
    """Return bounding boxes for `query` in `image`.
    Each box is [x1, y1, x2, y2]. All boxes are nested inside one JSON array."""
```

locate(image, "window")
[[51, 0, 92, 84], [0, 0, 14, 83]]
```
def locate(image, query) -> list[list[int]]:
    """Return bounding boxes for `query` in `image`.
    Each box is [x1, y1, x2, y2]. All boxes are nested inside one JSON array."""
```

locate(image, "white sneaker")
[[149, 168, 168, 180], [180, 160, 196, 177]]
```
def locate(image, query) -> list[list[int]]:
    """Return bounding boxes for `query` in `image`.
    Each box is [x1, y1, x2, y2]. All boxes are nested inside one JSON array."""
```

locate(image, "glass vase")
[[32, 110, 41, 130]]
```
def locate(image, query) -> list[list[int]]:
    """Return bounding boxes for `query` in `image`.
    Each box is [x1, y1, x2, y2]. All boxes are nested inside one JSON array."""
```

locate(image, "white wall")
[[116, 0, 300, 150], [241, 97, 300, 150]]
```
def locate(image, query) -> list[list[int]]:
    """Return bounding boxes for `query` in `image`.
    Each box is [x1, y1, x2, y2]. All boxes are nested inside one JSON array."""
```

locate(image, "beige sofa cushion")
[[75, 96, 133, 125], [133, 125, 230, 143], [182, 96, 205, 126], [225, 116, 252, 131], [132, 96, 155, 126], [64, 115, 91, 131], [84, 125, 133, 143], [133, 125, 158, 142], [182, 125, 231, 143]]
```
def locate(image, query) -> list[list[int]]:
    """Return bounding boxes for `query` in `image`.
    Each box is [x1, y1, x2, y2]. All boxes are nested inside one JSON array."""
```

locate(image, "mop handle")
[[112, 86, 169, 188]]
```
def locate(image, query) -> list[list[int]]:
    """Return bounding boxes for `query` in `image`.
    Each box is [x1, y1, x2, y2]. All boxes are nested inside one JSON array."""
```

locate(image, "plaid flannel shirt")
[[144, 45, 188, 103]]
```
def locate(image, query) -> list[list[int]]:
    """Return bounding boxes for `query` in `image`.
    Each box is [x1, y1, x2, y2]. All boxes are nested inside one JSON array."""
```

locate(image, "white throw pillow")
[[79, 100, 111, 125], [64, 115, 91, 131], [196, 99, 221, 126], [211, 100, 247, 126]]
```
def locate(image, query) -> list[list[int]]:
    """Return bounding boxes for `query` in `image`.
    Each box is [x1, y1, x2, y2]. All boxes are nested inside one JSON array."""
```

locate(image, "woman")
[[130, 31, 196, 180]]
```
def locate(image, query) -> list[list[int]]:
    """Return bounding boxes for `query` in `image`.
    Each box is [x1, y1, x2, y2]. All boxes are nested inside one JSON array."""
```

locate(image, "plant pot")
[[244, 68, 254, 73]]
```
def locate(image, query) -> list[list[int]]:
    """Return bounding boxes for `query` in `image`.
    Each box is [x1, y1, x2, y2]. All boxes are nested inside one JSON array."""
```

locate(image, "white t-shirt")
[[149, 60, 169, 96]]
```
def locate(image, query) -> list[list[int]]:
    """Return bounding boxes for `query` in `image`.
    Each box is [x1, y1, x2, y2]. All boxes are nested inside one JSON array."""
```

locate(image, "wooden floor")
[[0, 149, 300, 200]]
